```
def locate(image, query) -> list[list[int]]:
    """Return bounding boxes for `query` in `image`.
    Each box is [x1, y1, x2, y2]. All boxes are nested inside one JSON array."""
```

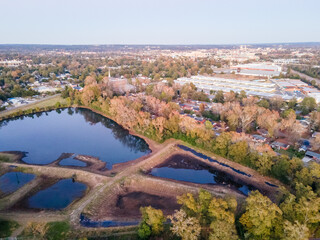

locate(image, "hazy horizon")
[[2, 0, 320, 45]]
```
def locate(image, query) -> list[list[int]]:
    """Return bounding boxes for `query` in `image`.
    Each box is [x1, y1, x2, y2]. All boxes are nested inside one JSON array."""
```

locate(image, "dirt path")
[[69, 141, 177, 226], [10, 225, 25, 238], [0, 178, 43, 210]]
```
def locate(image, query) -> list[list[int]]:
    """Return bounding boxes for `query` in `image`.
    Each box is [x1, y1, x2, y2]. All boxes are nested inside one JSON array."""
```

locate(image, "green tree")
[[205, 120, 213, 130], [228, 141, 248, 164], [138, 206, 165, 239], [240, 191, 283, 240], [212, 132, 231, 157], [214, 90, 224, 103], [288, 98, 297, 109], [208, 198, 238, 240], [257, 99, 270, 109], [300, 97, 316, 115], [177, 189, 213, 225], [255, 154, 273, 175]]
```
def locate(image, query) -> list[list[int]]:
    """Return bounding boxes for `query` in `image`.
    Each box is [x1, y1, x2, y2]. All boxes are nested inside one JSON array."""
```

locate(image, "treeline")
[[137, 189, 318, 240], [291, 66, 320, 79]]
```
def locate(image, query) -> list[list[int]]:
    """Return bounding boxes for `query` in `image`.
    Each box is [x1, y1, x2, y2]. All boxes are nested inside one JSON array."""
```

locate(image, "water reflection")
[[0, 108, 150, 167], [150, 154, 255, 195], [0, 172, 35, 195], [27, 178, 87, 210]]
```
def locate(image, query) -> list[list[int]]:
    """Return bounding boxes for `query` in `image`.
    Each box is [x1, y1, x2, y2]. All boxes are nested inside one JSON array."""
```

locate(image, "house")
[[252, 134, 267, 143], [299, 145, 308, 152], [302, 151, 320, 164], [271, 141, 290, 150], [312, 132, 320, 138], [257, 129, 268, 137]]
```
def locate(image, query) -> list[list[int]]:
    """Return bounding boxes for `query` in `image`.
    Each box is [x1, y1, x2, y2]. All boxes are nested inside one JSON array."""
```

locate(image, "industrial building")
[[175, 76, 278, 98], [230, 63, 282, 77]]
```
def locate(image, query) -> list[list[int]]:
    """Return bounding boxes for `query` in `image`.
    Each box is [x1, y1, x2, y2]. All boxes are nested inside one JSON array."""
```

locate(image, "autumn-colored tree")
[[242, 96, 258, 106], [310, 111, 320, 131], [283, 220, 309, 240], [311, 134, 320, 151], [224, 91, 236, 102], [169, 209, 201, 240], [84, 75, 97, 86]]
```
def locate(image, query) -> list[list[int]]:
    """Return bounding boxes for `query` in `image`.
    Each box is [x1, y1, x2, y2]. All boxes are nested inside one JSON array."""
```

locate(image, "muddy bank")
[[171, 146, 281, 200], [49, 153, 107, 171], [0, 151, 26, 164]]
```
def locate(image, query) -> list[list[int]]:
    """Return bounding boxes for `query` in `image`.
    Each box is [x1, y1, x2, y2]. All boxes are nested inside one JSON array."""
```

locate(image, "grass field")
[[0, 153, 17, 162], [0, 95, 67, 119]]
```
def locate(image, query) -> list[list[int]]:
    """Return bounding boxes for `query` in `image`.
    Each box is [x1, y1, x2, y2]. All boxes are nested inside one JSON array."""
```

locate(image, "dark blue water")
[[59, 158, 87, 167], [27, 179, 87, 209], [0, 172, 35, 195], [0, 108, 150, 168], [150, 154, 255, 195], [80, 214, 138, 228], [151, 167, 216, 184], [177, 144, 251, 177]]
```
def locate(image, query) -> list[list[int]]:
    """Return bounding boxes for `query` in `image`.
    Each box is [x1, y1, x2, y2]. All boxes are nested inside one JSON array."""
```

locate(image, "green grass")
[[0, 155, 10, 163], [0, 219, 20, 238], [0, 153, 17, 162], [45, 221, 70, 240], [275, 147, 305, 159]]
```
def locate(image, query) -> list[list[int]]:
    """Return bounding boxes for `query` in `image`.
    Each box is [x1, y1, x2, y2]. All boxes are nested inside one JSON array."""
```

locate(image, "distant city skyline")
[[2, 0, 320, 45]]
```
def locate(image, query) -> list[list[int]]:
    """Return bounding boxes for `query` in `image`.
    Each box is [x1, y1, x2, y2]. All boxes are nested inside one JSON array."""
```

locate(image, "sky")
[[1, 0, 320, 45]]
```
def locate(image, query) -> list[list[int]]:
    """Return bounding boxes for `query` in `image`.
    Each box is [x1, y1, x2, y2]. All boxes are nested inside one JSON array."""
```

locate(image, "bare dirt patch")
[[84, 176, 192, 221], [115, 191, 180, 217]]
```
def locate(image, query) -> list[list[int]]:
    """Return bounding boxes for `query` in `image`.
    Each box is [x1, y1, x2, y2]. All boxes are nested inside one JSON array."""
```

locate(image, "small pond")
[[150, 154, 255, 195], [27, 179, 87, 210], [0, 172, 35, 195], [0, 108, 151, 168], [59, 158, 87, 167]]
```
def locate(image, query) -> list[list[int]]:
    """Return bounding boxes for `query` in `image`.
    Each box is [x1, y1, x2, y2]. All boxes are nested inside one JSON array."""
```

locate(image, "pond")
[[0, 108, 150, 168], [59, 158, 87, 167], [0, 172, 35, 195], [150, 154, 255, 195], [27, 179, 87, 210]]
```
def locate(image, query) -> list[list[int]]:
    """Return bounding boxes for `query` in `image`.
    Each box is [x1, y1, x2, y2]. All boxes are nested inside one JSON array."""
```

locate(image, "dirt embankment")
[[172, 145, 282, 201], [83, 173, 245, 222], [49, 153, 108, 172]]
